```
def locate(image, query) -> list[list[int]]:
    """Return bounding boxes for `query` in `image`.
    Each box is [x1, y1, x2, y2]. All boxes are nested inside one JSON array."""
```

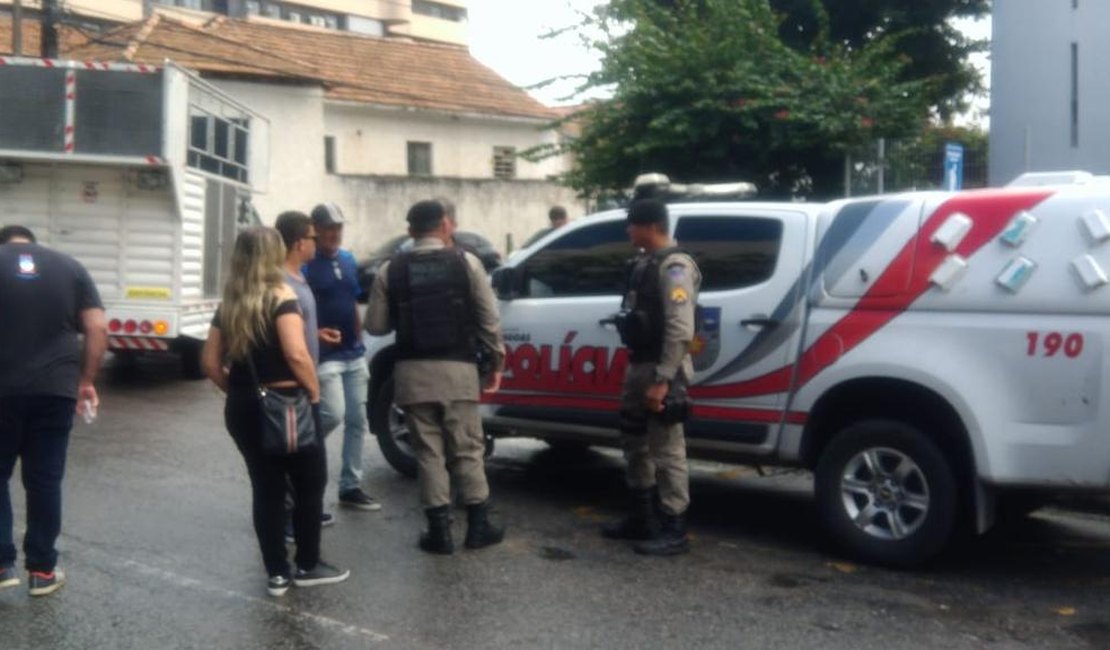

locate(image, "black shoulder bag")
[[244, 352, 318, 456]]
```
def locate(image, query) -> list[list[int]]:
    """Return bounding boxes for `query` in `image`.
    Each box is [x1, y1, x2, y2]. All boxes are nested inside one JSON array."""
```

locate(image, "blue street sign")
[[944, 142, 964, 191]]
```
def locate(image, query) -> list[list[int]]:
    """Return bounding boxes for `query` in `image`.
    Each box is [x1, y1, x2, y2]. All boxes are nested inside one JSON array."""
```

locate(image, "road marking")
[[47, 537, 391, 645], [115, 557, 390, 643]]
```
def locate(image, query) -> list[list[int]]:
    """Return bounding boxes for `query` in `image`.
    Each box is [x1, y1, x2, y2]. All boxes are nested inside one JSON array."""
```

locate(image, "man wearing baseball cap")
[[304, 203, 381, 512]]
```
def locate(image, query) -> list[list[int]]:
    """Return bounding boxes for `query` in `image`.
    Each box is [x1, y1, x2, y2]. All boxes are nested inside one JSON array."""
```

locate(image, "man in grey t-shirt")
[[276, 213, 322, 364], [275, 212, 338, 532]]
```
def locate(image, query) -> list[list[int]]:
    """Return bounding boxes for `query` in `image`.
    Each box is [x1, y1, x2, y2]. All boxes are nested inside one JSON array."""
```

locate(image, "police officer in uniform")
[[603, 198, 702, 556], [366, 200, 506, 554]]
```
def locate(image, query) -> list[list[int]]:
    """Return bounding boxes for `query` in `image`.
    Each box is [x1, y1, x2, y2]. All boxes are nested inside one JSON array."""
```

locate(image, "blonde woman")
[[201, 227, 349, 597]]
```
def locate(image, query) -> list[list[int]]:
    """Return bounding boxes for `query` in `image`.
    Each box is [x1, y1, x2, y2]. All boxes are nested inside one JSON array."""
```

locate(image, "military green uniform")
[[619, 245, 701, 517]]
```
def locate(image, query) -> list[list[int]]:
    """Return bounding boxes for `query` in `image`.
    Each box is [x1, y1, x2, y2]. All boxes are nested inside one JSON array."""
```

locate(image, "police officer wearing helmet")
[[603, 198, 702, 556], [365, 200, 506, 554]]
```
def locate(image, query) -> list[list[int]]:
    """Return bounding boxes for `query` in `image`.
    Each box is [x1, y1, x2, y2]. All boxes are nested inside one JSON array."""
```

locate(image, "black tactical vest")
[[621, 247, 683, 363], [388, 248, 477, 363]]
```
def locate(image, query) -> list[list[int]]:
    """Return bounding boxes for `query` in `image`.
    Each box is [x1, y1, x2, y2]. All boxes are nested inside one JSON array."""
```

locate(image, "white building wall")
[[202, 78, 581, 259], [325, 103, 565, 181], [991, 0, 1110, 185]]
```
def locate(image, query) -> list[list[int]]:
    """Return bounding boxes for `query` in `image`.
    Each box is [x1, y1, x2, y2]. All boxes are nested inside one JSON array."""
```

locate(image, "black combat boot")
[[464, 501, 505, 550], [634, 511, 690, 556], [419, 505, 454, 555], [601, 487, 660, 541]]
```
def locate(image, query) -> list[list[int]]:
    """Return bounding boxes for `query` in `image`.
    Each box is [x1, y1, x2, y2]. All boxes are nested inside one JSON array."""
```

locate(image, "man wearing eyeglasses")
[[305, 203, 381, 512]]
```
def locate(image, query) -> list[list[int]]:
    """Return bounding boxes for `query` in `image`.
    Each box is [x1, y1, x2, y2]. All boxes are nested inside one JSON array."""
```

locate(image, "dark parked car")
[[357, 231, 502, 299]]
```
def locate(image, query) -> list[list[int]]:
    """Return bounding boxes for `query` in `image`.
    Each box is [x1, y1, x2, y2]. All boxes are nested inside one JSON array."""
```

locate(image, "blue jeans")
[[0, 395, 75, 573], [318, 358, 370, 494]]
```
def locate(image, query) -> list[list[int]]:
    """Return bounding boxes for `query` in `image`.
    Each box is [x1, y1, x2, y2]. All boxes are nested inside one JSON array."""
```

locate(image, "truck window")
[[520, 219, 630, 297], [675, 216, 783, 292]]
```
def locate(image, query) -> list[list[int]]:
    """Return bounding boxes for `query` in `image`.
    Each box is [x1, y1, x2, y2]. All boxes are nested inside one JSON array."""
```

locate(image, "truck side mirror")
[[492, 267, 518, 301]]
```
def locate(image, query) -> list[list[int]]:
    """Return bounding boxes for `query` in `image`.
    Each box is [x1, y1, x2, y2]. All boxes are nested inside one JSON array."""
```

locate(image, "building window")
[[347, 15, 384, 36], [324, 136, 336, 174], [1071, 42, 1079, 148], [407, 141, 432, 176], [493, 146, 516, 179], [413, 0, 468, 22], [188, 109, 251, 183], [244, 0, 261, 14]]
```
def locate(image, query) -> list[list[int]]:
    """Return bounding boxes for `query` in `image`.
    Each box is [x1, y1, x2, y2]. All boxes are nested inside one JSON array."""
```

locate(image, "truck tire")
[[179, 339, 205, 380], [369, 374, 417, 478], [815, 419, 958, 567]]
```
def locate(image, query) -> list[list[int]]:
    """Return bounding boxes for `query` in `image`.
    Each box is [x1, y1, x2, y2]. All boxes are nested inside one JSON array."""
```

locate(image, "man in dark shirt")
[[0, 225, 107, 596], [304, 204, 380, 511]]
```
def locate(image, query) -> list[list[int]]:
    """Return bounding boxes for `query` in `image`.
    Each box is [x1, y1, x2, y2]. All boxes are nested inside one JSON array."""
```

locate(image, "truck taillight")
[[139, 320, 153, 334], [109, 319, 122, 333], [153, 320, 170, 336], [124, 320, 137, 334]]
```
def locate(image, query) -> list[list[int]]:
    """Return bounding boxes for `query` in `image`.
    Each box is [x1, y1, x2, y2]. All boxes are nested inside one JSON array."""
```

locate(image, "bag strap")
[[243, 351, 266, 398]]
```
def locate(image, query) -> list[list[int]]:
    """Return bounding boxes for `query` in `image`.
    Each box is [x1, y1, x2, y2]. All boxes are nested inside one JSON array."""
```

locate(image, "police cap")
[[626, 198, 668, 227], [407, 200, 446, 233]]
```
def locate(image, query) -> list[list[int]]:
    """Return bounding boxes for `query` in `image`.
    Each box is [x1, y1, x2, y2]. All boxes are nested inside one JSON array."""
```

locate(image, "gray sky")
[[469, 1, 991, 126]]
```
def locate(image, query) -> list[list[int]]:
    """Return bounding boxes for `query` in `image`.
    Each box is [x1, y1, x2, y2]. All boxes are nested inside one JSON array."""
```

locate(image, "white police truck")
[[365, 172, 1110, 566]]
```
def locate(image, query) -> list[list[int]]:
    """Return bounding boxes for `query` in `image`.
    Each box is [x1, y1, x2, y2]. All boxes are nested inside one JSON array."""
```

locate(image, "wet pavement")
[[3, 357, 1110, 649]]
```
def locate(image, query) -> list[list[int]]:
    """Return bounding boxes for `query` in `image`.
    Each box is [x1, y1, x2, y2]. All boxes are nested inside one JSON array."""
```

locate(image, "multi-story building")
[[990, 0, 1110, 185], [0, 0, 468, 45]]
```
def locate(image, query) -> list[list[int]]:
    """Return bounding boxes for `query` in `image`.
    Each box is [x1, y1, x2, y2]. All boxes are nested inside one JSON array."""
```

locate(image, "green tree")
[[536, 0, 933, 199], [771, 0, 990, 121]]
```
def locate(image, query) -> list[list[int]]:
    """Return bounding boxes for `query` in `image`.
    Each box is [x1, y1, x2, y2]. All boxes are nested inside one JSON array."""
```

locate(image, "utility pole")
[[41, 0, 59, 59], [11, 0, 22, 56]]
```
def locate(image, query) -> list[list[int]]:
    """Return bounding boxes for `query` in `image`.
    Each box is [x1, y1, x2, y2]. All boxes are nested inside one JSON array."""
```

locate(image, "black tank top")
[[212, 299, 303, 387]]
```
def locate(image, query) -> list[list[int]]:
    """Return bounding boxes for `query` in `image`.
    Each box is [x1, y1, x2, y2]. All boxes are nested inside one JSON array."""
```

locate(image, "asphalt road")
[[3, 357, 1110, 649]]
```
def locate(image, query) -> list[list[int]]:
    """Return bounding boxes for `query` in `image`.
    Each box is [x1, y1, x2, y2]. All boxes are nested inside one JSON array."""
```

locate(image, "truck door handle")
[[740, 317, 778, 330]]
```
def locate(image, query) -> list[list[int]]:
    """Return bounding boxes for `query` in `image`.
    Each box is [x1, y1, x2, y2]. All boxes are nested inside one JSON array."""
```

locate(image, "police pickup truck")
[[365, 171, 1110, 566]]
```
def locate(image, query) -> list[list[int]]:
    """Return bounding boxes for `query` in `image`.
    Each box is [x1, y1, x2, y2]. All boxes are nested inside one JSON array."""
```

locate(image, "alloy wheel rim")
[[839, 446, 930, 541]]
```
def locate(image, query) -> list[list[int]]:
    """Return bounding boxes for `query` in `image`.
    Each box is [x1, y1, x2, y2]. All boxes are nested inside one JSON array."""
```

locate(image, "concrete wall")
[[321, 175, 584, 260], [991, 0, 1110, 185], [325, 103, 564, 180]]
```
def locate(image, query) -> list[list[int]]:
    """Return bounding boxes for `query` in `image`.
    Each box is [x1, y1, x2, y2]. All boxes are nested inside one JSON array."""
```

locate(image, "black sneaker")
[[339, 489, 382, 511], [267, 574, 291, 597], [0, 564, 18, 589], [293, 561, 350, 588], [28, 569, 65, 597], [321, 511, 336, 527]]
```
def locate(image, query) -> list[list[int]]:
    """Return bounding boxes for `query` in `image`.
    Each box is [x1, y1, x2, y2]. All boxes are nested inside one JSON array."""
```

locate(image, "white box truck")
[[0, 57, 269, 376]]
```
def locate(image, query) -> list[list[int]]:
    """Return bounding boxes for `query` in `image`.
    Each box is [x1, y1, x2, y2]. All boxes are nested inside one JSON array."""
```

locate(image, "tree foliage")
[[771, 0, 990, 120], [535, 0, 986, 199]]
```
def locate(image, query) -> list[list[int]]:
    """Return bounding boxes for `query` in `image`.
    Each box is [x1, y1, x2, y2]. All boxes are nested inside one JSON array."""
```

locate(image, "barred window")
[[493, 146, 516, 180]]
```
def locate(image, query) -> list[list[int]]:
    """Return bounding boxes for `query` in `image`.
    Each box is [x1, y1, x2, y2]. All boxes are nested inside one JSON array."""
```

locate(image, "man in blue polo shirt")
[[305, 204, 381, 512]]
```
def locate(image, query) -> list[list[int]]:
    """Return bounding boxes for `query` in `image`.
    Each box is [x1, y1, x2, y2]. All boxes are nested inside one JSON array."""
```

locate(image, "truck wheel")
[[179, 339, 205, 380], [369, 375, 417, 478], [814, 419, 958, 567]]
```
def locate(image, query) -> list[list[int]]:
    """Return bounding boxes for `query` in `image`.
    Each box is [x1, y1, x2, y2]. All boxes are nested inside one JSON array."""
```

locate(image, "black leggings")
[[225, 387, 327, 577]]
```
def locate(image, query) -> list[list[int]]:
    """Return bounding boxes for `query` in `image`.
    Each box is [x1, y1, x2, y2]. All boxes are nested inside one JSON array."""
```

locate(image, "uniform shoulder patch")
[[667, 264, 687, 281], [669, 286, 689, 305]]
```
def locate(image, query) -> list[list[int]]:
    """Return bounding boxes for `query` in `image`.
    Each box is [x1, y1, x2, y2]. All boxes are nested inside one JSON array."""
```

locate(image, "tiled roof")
[[0, 17, 90, 57], [63, 15, 322, 82], [3, 14, 556, 120]]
